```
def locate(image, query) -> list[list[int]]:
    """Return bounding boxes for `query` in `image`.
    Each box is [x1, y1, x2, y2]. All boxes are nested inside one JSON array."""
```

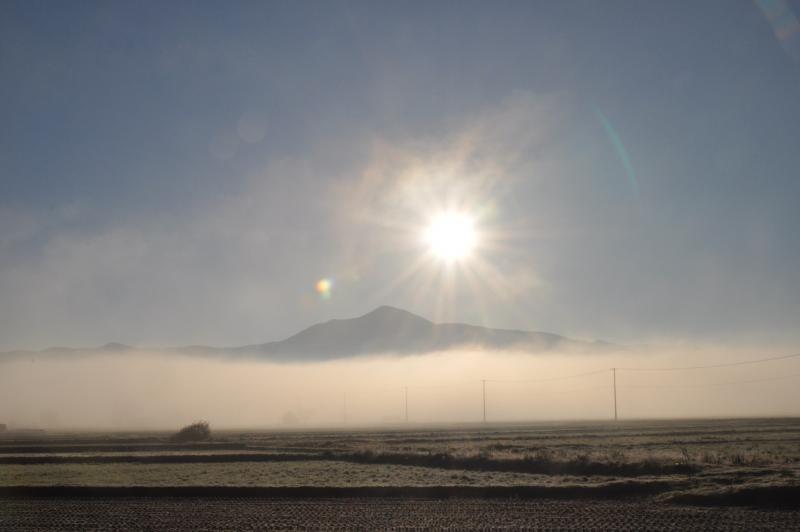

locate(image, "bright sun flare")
[[424, 212, 477, 262]]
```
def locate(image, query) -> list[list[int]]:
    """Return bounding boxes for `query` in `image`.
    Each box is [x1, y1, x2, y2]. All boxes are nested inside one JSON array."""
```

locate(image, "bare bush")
[[171, 421, 211, 442]]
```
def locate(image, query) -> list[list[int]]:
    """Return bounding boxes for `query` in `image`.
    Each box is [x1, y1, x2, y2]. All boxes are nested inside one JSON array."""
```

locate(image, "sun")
[[423, 212, 477, 262]]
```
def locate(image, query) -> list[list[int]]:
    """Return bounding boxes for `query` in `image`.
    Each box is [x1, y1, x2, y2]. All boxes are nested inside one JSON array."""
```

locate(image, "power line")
[[406, 381, 479, 390], [618, 372, 800, 389], [395, 352, 800, 391], [486, 368, 609, 384], [616, 352, 800, 371], [351, 352, 800, 426], [498, 384, 612, 396]]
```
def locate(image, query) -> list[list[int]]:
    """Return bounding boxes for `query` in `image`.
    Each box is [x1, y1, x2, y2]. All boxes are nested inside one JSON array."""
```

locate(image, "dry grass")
[[1, 418, 798, 506]]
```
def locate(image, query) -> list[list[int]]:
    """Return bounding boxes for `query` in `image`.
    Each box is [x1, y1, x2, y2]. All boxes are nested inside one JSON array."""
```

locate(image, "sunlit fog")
[[2, 345, 797, 430]]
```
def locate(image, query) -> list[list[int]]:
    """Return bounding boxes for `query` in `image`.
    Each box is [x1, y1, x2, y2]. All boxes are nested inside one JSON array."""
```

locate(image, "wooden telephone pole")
[[612, 368, 618, 421], [482, 380, 487, 424], [404, 386, 409, 424]]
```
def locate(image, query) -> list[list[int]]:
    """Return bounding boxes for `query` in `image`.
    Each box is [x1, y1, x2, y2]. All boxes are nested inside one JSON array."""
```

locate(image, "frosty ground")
[[1, 418, 798, 530]]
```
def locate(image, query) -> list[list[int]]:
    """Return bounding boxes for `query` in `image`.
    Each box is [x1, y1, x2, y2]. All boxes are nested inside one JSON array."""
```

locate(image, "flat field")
[[1, 418, 799, 530], [3, 497, 800, 531]]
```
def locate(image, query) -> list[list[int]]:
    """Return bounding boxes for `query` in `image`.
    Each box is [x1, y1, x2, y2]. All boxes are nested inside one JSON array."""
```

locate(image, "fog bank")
[[1, 346, 798, 430]]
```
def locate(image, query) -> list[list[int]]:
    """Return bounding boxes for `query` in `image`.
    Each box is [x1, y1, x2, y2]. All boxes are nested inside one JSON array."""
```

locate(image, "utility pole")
[[482, 379, 486, 424], [404, 386, 408, 424], [612, 368, 618, 422]]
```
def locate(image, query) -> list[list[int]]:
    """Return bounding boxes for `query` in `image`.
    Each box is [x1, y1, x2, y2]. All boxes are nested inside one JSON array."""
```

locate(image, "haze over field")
[[3, 348, 800, 429], [1, 2, 800, 430], [1, 307, 798, 429]]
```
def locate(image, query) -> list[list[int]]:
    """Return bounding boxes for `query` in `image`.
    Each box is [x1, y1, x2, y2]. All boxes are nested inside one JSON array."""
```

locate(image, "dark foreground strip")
[[664, 485, 800, 508], [3, 484, 798, 508], [0, 453, 313, 465], [3, 498, 799, 531], [0, 452, 697, 476], [0, 443, 246, 454], [0, 483, 670, 501]]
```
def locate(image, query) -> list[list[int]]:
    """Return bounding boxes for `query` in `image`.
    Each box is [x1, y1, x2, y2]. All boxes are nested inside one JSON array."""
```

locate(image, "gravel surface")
[[2, 497, 799, 531]]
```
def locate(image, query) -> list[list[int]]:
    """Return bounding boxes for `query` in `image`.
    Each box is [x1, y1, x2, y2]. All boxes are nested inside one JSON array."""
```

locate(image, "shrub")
[[679, 447, 692, 465], [171, 421, 211, 442]]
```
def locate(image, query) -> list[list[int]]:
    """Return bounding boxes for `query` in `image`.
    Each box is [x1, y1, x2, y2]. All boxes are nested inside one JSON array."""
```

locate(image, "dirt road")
[[2, 497, 799, 531]]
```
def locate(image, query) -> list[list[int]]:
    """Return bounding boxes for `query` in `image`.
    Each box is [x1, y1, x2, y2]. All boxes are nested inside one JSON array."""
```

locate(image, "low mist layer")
[[0, 347, 798, 430]]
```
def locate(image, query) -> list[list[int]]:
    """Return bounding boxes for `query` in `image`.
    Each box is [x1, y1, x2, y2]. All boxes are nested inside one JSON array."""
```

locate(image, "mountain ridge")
[[1, 306, 614, 361]]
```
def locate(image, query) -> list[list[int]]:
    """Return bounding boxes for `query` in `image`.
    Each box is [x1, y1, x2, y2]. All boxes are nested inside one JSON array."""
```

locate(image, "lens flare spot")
[[315, 278, 333, 299]]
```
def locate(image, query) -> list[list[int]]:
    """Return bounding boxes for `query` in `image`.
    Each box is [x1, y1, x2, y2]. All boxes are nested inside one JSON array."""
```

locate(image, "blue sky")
[[1, 0, 799, 350]]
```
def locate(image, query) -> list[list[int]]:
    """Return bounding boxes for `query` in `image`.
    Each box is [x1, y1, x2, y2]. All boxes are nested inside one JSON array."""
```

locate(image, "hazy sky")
[[1, 1, 799, 351]]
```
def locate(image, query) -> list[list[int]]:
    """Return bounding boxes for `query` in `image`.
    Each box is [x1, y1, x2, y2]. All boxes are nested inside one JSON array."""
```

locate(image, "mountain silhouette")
[[1, 306, 612, 362], [229, 306, 605, 360]]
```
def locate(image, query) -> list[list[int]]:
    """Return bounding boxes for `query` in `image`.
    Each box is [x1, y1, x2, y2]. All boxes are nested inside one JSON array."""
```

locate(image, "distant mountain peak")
[[369, 305, 415, 314], [230, 305, 605, 361], [1, 306, 614, 362], [370, 304, 402, 314], [359, 305, 433, 323]]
